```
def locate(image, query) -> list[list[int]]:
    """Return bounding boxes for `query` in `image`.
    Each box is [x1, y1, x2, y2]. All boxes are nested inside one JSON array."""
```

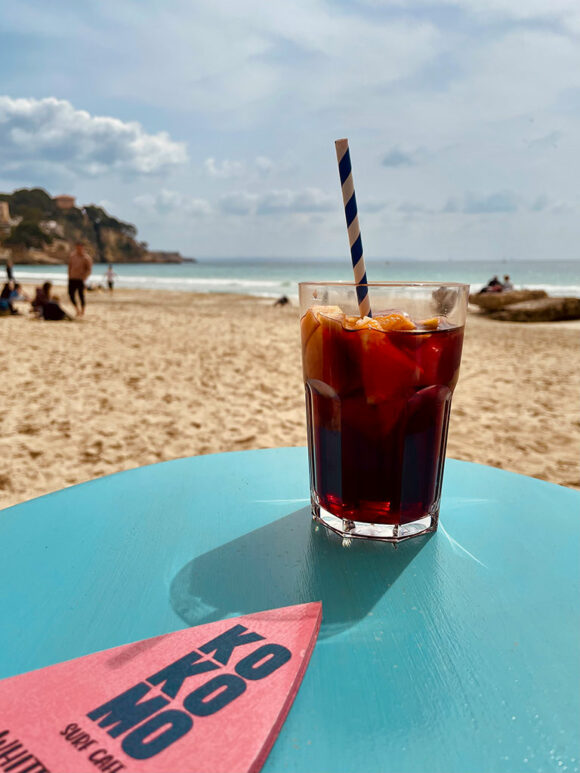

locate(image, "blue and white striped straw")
[[335, 138, 371, 318]]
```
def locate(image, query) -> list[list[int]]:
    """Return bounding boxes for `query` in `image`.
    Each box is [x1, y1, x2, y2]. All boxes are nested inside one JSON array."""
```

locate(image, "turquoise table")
[[1, 448, 578, 773]]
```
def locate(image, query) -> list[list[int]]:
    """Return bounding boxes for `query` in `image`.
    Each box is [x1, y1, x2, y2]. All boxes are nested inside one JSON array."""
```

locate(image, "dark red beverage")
[[301, 306, 464, 535]]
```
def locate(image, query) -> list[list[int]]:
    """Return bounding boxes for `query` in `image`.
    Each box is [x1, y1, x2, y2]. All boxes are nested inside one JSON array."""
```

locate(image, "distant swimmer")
[[105, 263, 117, 292]]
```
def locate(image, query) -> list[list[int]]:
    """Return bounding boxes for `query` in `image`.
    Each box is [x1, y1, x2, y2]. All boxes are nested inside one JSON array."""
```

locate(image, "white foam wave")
[[14, 270, 68, 280], [9, 269, 579, 299], [113, 276, 283, 288], [11, 271, 283, 288]]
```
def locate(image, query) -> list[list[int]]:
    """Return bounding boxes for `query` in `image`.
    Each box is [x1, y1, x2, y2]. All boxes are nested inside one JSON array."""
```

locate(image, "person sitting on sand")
[[31, 282, 53, 316], [478, 275, 503, 294], [9, 283, 30, 304], [274, 295, 289, 306], [0, 283, 10, 314], [0, 281, 17, 314], [42, 293, 72, 321], [502, 274, 514, 291]]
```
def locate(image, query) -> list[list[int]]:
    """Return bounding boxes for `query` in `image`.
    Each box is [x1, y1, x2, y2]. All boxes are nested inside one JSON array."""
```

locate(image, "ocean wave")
[[111, 276, 294, 298], [113, 276, 285, 288], [12, 271, 284, 288], [14, 270, 68, 279], [9, 268, 580, 299]]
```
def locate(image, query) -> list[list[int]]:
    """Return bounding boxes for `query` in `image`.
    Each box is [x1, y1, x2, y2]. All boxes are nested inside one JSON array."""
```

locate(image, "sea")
[[9, 258, 580, 300]]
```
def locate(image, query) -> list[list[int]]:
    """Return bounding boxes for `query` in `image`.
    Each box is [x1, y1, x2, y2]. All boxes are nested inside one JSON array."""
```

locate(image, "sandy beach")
[[1, 286, 579, 510]]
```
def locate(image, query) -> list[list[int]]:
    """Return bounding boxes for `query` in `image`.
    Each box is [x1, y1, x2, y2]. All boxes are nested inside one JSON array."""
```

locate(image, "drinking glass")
[[299, 282, 469, 542]]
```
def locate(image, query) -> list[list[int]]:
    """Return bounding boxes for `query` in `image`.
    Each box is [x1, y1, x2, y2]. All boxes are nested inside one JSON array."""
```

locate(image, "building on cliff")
[[0, 202, 10, 234], [54, 195, 76, 210], [0, 201, 20, 235]]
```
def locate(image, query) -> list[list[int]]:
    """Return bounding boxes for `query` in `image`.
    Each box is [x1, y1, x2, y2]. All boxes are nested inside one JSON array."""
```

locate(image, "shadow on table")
[[170, 508, 431, 638]]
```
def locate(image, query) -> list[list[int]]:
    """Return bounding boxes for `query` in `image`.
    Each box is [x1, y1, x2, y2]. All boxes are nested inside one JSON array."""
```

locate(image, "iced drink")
[[299, 282, 468, 542]]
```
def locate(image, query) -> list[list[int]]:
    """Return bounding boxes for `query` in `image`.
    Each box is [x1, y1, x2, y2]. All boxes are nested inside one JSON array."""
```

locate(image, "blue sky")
[[1, 0, 579, 259]]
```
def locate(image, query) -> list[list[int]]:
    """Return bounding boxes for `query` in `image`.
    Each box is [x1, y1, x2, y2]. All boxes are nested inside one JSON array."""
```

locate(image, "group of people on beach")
[[1, 243, 118, 320], [478, 274, 514, 294], [0, 279, 29, 315]]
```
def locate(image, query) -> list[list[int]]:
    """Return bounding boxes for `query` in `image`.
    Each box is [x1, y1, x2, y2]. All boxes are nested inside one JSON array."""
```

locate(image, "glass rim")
[[298, 280, 469, 289]]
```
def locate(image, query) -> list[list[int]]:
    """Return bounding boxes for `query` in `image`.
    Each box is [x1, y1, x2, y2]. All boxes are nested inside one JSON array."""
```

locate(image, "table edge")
[[2, 446, 578, 513]]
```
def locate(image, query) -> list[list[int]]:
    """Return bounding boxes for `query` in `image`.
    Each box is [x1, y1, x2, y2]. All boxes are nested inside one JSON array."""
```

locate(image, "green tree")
[[4, 221, 52, 248], [6, 188, 58, 220], [84, 205, 137, 237]]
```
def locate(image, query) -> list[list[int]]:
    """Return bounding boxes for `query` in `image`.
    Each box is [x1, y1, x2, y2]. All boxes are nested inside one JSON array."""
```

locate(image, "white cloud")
[[134, 189, 211, 216], [255, 156, 274, 175], [443, 191, 520, 213], [529, 194, 577, 214], [2, 2, 579, 260], [218, 187, 335, 216], [382, 148, 418, 168], [0, 96, 188, 178], [204, 157, 245, 179], [203, 155, 276, 180], [218, 191, 259, 215], [260, 187, 335, 214], [547, 201, 578, 215], [361, 198, 387, 213], [15, 2, 439, 124], [390, 191, 578, 217], [255, 190, 296, 214], [530, 194, 549, 212], [398, 201, 430, 214], [527, 131, 563, 151], [363, 0, 580, 32]]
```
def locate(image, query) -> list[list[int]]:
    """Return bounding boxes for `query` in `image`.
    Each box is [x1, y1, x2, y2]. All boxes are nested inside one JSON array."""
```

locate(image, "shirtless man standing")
[[68, 242, 93, 317]]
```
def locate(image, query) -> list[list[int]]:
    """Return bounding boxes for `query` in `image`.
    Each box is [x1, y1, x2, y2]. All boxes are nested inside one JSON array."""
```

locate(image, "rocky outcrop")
[[490, 297, 580, 322], [2, 239, 70, 264], [145, 251, 190, 263], [0, 188, 187, 264], [469, 289, 547, 311], [4, 242, 188, 265]]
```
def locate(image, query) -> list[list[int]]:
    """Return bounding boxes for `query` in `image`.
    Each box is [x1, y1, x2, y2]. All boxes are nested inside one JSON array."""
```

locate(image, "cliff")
[[0, 188, 193, 265]]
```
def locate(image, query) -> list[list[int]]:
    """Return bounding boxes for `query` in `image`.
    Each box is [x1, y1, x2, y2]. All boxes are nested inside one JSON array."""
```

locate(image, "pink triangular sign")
[[0, 602, 322, 773]]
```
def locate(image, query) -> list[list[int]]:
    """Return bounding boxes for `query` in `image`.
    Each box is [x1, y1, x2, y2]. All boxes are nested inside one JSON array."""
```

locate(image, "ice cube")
[[312, 305, 344, 322]]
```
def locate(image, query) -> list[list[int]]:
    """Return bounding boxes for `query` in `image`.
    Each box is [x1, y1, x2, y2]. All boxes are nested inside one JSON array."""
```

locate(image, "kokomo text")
[[87, 624, 291, 760]]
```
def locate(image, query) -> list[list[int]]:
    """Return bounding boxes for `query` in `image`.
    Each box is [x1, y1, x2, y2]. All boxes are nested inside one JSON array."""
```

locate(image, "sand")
[[1, 287, 579, 510]]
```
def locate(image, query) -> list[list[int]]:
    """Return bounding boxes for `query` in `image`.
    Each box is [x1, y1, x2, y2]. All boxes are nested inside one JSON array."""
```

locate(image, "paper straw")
[[335, 138, 371, 318]]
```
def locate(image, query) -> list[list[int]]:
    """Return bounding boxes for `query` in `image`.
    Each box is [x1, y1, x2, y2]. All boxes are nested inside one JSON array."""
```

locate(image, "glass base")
[[312, 502, 438, 544]]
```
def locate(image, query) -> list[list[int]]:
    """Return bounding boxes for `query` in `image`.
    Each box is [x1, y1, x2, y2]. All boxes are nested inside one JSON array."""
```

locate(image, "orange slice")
[[357, 327, 423, 402], [418, 317, 440, 330], [343, 315, 382, 331], [374, 312, 416, 331]]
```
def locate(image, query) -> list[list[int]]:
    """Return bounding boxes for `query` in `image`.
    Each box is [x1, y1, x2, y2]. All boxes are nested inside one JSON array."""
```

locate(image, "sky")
[[1, 0, 579, 260]]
